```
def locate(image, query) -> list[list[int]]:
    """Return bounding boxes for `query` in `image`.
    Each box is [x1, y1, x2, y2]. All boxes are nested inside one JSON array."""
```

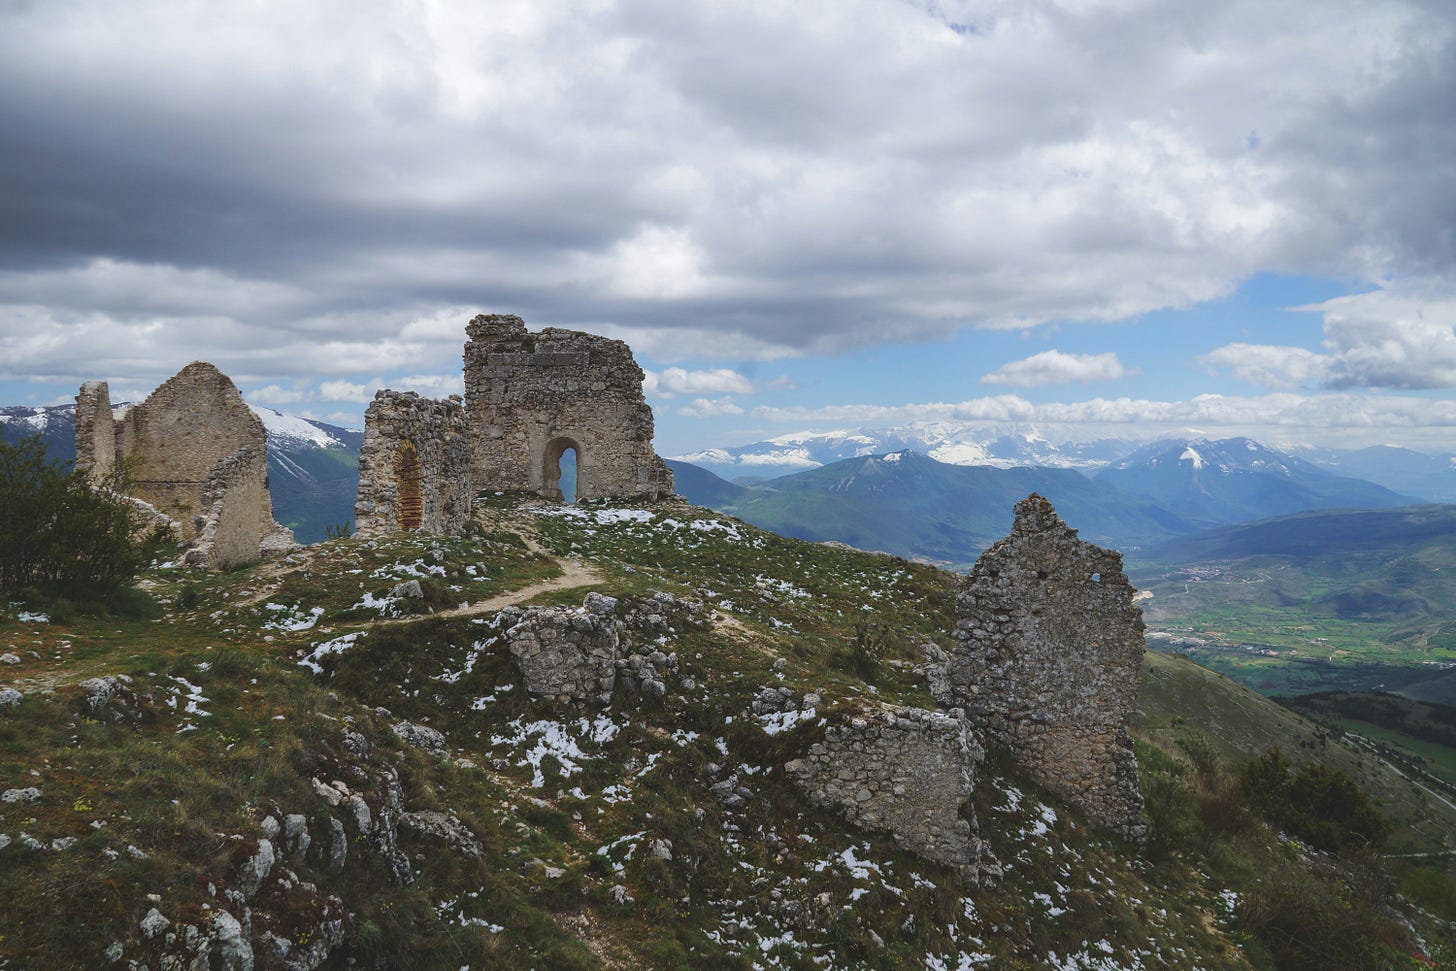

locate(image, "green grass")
[[2, 495, 1453, 968]]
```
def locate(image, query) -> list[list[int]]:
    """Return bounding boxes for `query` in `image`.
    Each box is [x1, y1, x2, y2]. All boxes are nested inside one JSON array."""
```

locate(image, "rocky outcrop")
[[786, 707, 990, 880], [464, 313, 673, 502], [935, 494, 1147, 841], [354, 390, 473, 538], [74, 362, 293, 568]]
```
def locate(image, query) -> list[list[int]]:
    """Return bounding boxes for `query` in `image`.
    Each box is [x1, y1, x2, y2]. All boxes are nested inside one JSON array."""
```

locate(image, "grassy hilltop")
[[1, 496, 1453, 969]]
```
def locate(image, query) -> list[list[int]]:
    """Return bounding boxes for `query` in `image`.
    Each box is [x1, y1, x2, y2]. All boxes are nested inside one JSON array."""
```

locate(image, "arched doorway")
[[394, 440, 423, 530], [542, 436, 582, 502]]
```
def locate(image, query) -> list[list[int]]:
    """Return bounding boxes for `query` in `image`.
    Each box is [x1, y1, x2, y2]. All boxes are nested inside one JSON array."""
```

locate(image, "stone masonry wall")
[[74, 380, 116, 482], [937, 494, 1147, 841], [75, 362, 293, 568], [114, 363, 267, 539], [785, 707, 989, 880], [354, 391, 473, 538], [188, 446, 296, 569], [463, 314, 673, 502]]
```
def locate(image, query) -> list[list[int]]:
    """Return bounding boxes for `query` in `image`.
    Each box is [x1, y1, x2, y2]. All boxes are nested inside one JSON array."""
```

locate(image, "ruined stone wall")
[[74, 362, 293, 568], [74, 380, 116, 482], [354, 391, 473, 538], [114, 363, 267, 539], [936, 495, 1147, 841], [187, 446, 296, 569], [463, 314, 673, 502], [785, 708, 989, 880]]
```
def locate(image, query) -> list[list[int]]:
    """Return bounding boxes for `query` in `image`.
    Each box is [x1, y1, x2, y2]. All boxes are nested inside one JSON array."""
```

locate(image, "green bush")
[[1241, 748, 1390, 853], [0, 435, 172, 595]]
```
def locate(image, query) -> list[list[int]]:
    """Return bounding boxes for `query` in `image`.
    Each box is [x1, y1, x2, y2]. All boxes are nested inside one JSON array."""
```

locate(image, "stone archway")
[[541, 436, 582, 502], [394, 440, 423, 530]]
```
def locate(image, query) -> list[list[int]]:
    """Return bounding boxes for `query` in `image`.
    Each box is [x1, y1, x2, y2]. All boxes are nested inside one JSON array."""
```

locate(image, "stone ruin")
[[464, 314, 673, 502], [353, 391, 472, 538], [932, 494, 1147, 841], [785, 708, 991, 881], [75, 362, 294, 570], [355, 313, 673, 536], [787, 494, 1148, 883]]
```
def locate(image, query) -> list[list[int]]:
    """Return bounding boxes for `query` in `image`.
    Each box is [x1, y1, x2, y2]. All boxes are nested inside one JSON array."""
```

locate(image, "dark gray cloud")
[[1, 0, 1453, 389]]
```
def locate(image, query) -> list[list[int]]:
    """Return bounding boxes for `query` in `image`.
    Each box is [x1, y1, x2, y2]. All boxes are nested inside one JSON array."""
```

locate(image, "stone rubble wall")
[[463, 313, 673, 502], [502, 591, 702, 704], [785, 707, 989, 880], [74, 362, 293, 569], [937, 494, 1147, 841], [353, 390, 473, 538], [74, 380, 115, 482], [186, 446, 297, 569]]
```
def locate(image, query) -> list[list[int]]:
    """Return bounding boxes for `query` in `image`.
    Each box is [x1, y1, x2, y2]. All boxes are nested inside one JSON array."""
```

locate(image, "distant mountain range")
[[0, 402, 361, 543], [670, 451, 1189, 567], [667, 435, 1429, 566], [7, 397, 1452, 557], [668, 421, 1456, 502], [1095, 436, 1416, 530], [669, 422, 1141, 480]]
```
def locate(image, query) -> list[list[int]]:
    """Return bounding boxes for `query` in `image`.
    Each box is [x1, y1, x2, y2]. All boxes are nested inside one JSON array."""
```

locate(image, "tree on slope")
[[0, 434, 171, 594]]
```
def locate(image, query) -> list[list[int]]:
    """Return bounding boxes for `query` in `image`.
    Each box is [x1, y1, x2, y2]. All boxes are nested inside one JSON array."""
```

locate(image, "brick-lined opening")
[[394, 440, 423, 530]]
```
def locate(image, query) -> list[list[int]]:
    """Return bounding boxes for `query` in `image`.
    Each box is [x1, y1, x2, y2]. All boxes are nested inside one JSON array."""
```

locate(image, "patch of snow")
[[1179, 446, 1204, 470], [298, 632, 362, 674], [263, 603, 324, 631], [757, 707, 817, 736]]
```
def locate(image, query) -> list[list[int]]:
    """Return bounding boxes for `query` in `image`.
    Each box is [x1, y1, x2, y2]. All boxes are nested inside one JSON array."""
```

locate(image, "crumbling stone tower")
[[935, 494, 1147, 841], [75, 362, 294, 569], [463, 314, 673, 502], [353, 391, 473, 538]]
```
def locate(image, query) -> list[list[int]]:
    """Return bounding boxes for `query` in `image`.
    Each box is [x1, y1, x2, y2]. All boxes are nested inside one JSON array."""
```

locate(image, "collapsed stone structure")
[[934, 494, 1147, 841], [353, 391, 472, 538], [788, 495, 1148, 882], [356, 313, 673, 536], [785, 708, 990, 880], [75, 362, 294, 569], [500, 591, 704, 705]]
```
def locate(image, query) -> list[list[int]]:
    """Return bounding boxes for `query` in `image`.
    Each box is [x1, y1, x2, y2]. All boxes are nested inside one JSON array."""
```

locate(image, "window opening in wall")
[[394, 441, 423, 530], [543, 437, 581, 503]]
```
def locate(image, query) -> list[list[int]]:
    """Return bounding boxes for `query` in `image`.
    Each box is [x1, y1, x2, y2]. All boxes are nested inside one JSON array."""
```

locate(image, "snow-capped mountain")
[[669, 422, 1142, 480], [1096, 437, 1416, 529]]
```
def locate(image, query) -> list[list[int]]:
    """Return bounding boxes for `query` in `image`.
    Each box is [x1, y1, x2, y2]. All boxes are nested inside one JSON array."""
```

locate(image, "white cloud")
[[981, 350, 1130, 387], [1203, 287, 1456, 390], [317, 380, 374, 403], [643, 367, 756, 398], [1199, 343, 1329, 389], [1313, 291, 1456, 389], [248, 384, 312, 406], [0, 0, 1450, 371], [675, 396, 746, 418], [750, 391, 1456, 449]]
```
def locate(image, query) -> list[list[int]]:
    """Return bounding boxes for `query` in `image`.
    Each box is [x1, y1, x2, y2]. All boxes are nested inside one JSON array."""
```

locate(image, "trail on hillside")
[[392, 556, 602, 624]]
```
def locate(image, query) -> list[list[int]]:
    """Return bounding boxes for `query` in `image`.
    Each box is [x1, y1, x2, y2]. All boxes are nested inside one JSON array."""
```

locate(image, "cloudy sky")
[[2, 0, 1454, 455]]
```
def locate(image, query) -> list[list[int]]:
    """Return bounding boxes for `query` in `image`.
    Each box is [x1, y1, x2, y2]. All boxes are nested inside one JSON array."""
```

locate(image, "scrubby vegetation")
[[0, 434, 170, 597]]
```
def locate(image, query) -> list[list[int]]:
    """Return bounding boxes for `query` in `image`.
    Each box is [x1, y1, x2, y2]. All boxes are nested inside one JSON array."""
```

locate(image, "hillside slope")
[[0, 498, 1450, 968]]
